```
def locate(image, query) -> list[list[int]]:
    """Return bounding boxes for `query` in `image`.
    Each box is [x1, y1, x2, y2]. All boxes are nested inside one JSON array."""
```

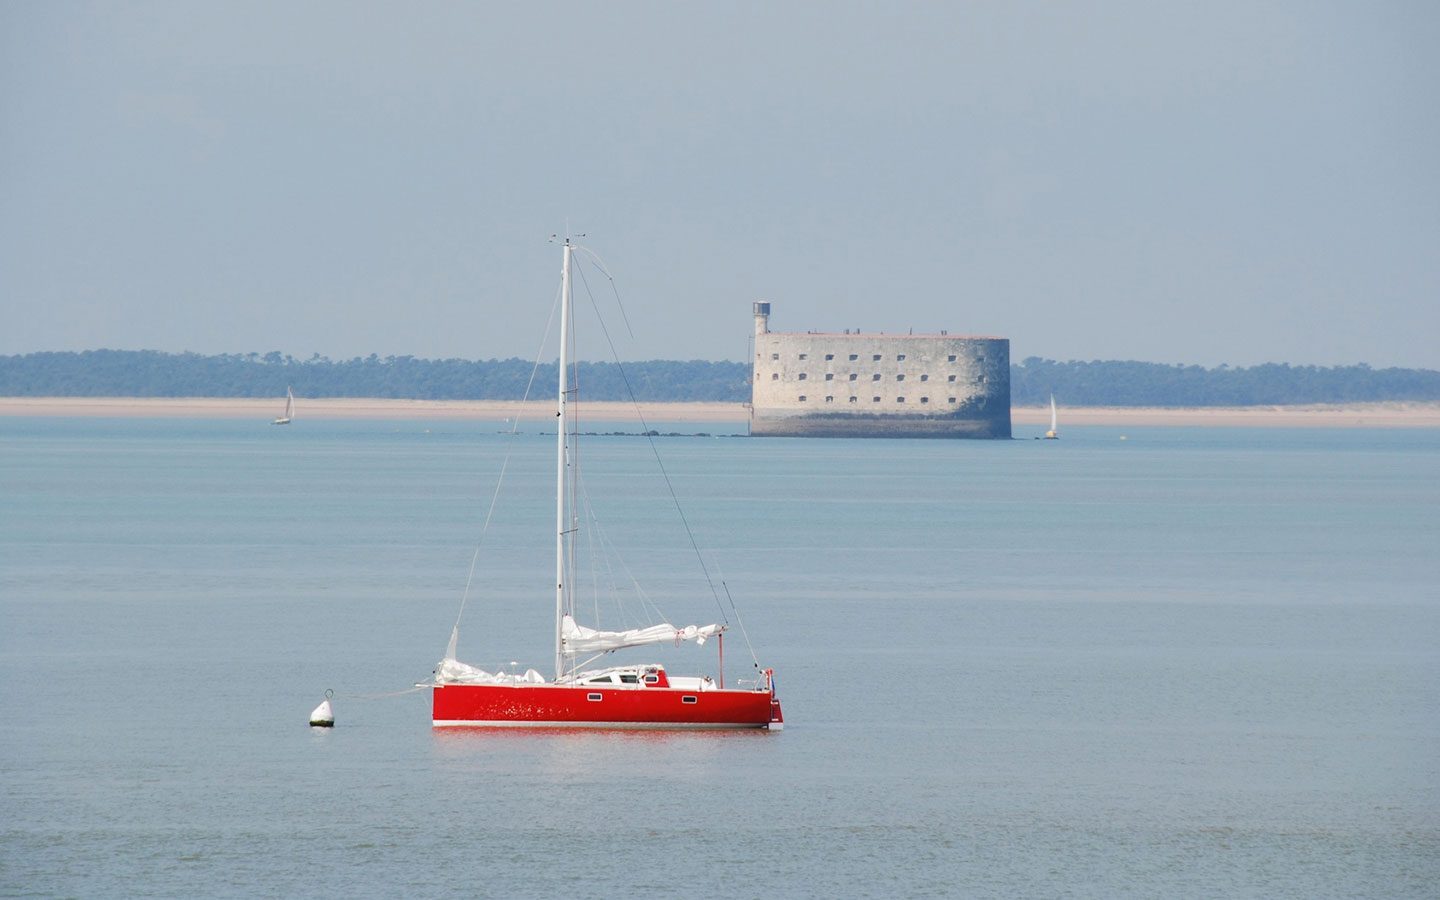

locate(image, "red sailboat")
[[430, 238, 783, 730]]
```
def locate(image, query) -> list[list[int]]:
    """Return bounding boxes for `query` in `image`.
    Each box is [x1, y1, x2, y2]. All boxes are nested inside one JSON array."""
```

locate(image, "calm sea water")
[[2, 416, 1437, 898]]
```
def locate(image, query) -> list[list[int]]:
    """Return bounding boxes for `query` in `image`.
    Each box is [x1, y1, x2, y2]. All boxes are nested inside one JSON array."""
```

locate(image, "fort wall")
[[749, 303, 1011, 438]]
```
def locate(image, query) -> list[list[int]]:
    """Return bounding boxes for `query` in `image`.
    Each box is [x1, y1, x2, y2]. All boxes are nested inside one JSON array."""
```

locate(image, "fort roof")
[[766, 329, 1008, 341]]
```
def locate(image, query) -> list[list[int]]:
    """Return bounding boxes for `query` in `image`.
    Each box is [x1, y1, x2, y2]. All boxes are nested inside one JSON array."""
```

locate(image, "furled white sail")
[[435, 657, 546, 685], [560, 614, 725, 656]]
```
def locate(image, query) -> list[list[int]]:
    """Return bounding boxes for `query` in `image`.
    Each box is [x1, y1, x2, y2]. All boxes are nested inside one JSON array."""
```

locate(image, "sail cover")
[[561, 614, 725, 656]]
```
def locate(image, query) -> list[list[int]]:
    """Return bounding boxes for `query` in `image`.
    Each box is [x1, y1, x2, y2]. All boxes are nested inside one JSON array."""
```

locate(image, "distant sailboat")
[[272, 387, 295, 425], [1044, 394, 1059, 440]]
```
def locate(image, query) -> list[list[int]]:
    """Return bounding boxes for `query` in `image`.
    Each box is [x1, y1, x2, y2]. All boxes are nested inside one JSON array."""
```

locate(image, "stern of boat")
[[766, 667, 784, 731]]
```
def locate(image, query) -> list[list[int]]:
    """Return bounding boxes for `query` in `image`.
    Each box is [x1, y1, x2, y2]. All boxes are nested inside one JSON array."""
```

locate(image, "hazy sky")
[[3, 2, 1437, 367]]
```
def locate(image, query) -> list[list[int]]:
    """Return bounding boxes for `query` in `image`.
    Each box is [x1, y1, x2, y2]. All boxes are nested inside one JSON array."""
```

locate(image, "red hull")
[[433, 683, 783, 729]]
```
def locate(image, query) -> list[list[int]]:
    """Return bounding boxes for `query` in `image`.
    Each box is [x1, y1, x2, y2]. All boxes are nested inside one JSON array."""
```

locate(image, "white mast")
[[555, 239, 572, 682]]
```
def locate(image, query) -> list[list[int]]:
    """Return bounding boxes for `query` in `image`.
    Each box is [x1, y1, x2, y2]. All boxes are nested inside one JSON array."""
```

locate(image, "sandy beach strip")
[[1010, 402, 1440, 429], [0, 397, 749, 423], [1, 397, 1437, 428]]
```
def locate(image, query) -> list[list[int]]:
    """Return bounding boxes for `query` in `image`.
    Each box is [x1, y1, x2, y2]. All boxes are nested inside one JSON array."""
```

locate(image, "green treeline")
[[0, 351, 747, 402], [1010, 357, 1440, 406], [2, 350, 1438, 406]]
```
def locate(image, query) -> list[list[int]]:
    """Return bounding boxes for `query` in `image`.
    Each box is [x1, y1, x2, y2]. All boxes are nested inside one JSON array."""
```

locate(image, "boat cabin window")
[[619, 674, 639, 684], [681, 696, 698, 704], [644, 674, 659, 684]]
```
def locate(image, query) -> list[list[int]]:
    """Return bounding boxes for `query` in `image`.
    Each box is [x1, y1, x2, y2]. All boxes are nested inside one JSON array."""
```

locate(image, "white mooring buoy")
[[309, 689, 335, 727]]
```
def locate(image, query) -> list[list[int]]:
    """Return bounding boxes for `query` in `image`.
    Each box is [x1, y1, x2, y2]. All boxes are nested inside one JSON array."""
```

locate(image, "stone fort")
[[749, 302, 1011, 438]]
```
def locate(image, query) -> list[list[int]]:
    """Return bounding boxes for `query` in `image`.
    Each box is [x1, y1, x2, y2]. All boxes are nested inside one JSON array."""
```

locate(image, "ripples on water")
[[2, 418, 1437, 897]]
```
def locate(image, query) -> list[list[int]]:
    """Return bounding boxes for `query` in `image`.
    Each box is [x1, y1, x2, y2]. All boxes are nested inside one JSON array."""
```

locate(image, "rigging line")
[[720, 580, 761, 669], [575, 478, 665, 630], [572, 253, 730, 627], [573, 245, 635, 340], [450, 277, 565, 646]]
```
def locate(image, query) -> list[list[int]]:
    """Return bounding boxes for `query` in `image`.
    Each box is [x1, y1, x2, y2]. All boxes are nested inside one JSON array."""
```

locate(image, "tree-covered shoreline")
[[2, 350, 1437, 406]]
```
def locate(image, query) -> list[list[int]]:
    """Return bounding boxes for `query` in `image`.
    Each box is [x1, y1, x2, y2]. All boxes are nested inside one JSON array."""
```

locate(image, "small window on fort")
[[872, 373, 881, 381], [849, 354, 858, 361], [947, 375, 957, 382], [798, 395, 807, 402], [948, 355, 957, 362], [948, 397, 957, 404], [798, 373, 807, 380], [799, 353, 808, 360], [872, 396, 881, 403], [849, 374, 858, 381], [920, 374, 929, 382], [771, 373, 779, 380], [896, 396, 906, 403], [896, 374, 905, 381], [825, 373, 834, 381], [849, 396, 858, 403], [920, 397, 929, 404], [825, 396, 834, 403], [872, 354, 881, 361], [897, 354, 906, 361], [977, 375, 986, 383], [772, 353, 779, 361], [825, 354, 834, 361]]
